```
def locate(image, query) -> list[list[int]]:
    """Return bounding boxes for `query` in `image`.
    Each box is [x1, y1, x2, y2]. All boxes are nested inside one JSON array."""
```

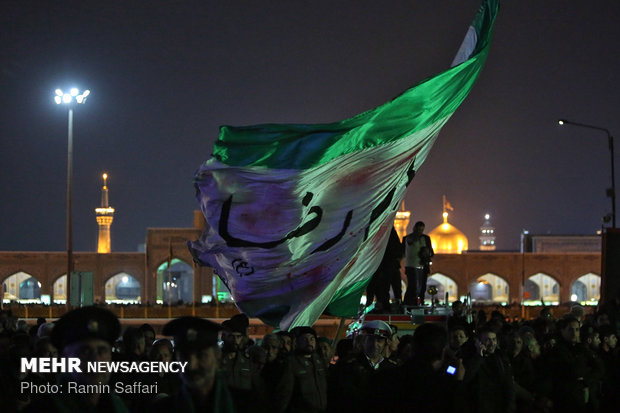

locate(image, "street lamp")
[[558, 119, 615, 228], [55, 87, 90, 307]]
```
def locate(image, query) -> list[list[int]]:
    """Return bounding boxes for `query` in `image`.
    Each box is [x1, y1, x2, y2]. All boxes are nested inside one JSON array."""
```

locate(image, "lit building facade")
[[428, 252, 600, 306], [0, 202, 603, 308], [393, 201, 410, 240], [0, 245, 600, 308]]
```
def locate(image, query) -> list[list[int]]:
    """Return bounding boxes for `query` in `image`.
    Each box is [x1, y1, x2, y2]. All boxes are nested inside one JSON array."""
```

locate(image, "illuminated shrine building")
[[479, 213, 496, 251], [95, 173, 115, 254], [428, 196, 468, 254]]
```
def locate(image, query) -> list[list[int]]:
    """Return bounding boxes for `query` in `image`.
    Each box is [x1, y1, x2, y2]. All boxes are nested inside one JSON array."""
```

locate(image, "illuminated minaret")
[[95, 173, 115, 253], [479, 213, 496, 251], [394, 201, 411, 240]]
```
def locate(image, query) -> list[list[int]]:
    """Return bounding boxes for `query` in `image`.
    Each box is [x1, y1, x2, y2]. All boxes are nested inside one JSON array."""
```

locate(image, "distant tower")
[[95, 173, 115, 253], [479, 213, 496, 251], [394, 201, 411, 240]]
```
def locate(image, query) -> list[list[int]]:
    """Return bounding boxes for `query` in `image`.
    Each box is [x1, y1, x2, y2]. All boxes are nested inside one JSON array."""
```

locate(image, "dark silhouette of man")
[[151, 316, 236, 413], [274, 326, 327, 413], [366, 227, 404, 313]]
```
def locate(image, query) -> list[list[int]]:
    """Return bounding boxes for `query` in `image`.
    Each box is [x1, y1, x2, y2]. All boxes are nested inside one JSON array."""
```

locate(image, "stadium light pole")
[[55, 87, 90, 307], [558, 119, 615, 228]]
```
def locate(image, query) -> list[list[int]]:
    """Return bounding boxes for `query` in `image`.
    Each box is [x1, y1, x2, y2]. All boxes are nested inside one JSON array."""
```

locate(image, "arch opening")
[[105, 273, 141, 304], [426, 273, 458, 303], [53, 275, 67, 304], [468, 273, 509, 304], [2, 272, 42, 303], [570, 273, 600, 305], [156, 259, 194, 305], [523, 273, 560, 306]]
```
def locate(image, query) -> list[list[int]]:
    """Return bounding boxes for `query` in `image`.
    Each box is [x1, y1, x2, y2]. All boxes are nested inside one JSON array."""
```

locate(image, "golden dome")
[[428, 211, 469, 254]]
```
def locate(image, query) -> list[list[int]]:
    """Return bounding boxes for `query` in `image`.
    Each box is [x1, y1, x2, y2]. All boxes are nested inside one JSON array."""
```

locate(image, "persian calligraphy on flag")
[[189, 0, 500, 330]]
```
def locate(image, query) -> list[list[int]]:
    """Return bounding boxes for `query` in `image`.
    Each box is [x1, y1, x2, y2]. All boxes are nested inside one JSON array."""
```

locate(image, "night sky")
[[1, 0, 619, 253]]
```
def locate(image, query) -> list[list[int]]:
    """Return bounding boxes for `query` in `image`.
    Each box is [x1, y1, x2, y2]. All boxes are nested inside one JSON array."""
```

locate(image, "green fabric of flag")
[[190, 0, 499, 330]]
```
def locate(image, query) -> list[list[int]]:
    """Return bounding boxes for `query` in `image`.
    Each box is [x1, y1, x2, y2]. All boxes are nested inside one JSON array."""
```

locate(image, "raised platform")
[[352, 305, 451, 336]]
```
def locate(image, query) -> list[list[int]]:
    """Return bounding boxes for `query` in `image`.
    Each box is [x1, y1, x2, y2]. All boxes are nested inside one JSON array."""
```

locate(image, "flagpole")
[[167, 237, 172, 318], [192, 260, 196, 316], [332, 317, 347, 350]]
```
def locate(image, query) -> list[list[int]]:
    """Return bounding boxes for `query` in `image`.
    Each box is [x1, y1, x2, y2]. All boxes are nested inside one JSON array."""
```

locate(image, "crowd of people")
[[0, 300, 619, 413]]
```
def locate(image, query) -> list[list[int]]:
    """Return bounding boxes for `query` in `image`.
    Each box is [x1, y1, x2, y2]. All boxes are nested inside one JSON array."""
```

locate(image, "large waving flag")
[[190, 0, 499, 330]]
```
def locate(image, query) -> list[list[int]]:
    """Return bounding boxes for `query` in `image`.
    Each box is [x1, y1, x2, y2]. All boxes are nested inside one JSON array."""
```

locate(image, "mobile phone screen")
[[446, 365, 456, 375]]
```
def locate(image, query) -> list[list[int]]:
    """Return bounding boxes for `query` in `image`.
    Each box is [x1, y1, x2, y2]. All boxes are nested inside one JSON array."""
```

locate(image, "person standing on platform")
[[366, 226, 404, 313], [403, 221, 434, 306]]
